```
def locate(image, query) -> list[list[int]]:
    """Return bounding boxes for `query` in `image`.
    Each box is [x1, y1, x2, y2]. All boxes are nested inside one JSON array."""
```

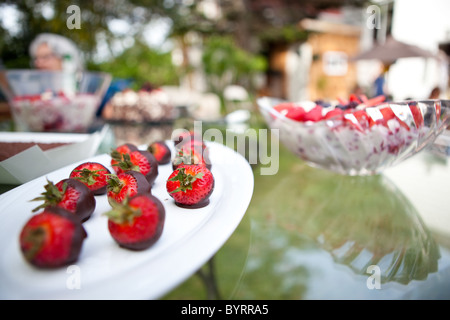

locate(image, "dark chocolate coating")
[[59, 178, 96, 222], [138, 150, 159, 186], [121, 143, 139, 153], [127, 171, 152, 194]]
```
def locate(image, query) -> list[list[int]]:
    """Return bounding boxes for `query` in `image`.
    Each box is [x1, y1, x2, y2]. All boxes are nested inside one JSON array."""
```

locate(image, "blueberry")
[[347, 101, 359, 109]]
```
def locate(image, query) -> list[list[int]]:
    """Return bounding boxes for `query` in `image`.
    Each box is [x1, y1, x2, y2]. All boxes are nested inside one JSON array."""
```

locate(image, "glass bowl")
[[0, 69, 111, 133], [257, 97, 450, 175]]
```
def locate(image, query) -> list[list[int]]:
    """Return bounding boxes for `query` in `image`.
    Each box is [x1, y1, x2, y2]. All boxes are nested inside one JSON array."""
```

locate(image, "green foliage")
[[259, 25, 309, 44], [92, 41, 179, 88], [202, 35, 267, 94]]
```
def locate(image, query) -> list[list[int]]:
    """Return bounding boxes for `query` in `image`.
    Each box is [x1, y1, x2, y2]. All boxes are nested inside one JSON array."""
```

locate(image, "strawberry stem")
[[30, 179, 65, 212], [104, 197, 142, 224], [106, 174, 124, 193], [168, 168, 204, 193], [111, 152, 140, 172], [73, 168, 102, 186]]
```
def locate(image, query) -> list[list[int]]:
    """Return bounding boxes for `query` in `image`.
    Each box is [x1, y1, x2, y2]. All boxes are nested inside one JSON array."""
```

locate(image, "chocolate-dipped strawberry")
[[19, 206, 87, 268], [106, 171, 151, 204], [31, 178, 96, 222], [105, 193, 165, 251], [148, 141, 171, 165], [172, 144, 211, 171], [110, 143, 140, 171], [166, 164, 214, 208], [69, 162, 111, 195], [111, 149, 159, 185]]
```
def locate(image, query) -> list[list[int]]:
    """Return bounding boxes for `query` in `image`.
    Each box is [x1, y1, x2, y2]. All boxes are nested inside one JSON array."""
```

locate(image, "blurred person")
[[29, 33, 84, 71], [373, 63, 391, 98]]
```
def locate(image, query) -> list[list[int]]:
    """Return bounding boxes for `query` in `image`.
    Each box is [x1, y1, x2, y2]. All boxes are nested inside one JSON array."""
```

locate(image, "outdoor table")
[[1, 119, 449, 300]]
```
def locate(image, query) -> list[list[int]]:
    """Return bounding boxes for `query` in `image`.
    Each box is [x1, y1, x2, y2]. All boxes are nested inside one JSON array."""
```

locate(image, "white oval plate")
[[0, 141, 254, 299]]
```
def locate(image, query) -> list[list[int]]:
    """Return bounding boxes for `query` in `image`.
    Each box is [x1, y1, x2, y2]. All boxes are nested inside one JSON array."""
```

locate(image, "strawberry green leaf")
[[168, 168, 204, 193], [30, 179, 65, 212], [104, 196, 142, 225]]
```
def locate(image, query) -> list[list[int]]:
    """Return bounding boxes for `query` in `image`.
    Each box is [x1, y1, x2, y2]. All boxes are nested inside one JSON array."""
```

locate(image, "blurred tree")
[[202, 35, 267, 96], [93, 40, 178, 88], [0, 0, 171, 68]]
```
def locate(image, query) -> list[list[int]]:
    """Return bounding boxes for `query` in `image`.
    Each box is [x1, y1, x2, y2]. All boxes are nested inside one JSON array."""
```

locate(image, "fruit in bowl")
[[258, 95, 450, 175], [0, 69, 111, 133]]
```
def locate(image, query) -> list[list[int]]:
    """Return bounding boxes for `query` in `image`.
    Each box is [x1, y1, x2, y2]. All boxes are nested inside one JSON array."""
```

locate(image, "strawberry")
[[324, 108, 344, 120], [435, 100, 442, 123], [105, 193, 165, 251], [173, 131, 204, 149], [408, 102, 423, 128], [106, 171, 151, 204], [172, 144, 212, 170], [364, 95, 386, 107], [284, 106, 306, 121], [19, 206, 87, 268], [302, 105, 323, 122], [69, 162, 111, 195], [344, 110, 370, 131], [273, 102, 297, 113], [274, 103, 306, 121], [110, 143, 139, 169], [378, 107, 410, 130], [111, 149, 159, 185], [148, 141, 172, 165], [173, 132, 209, 161], [348, 93, 362, 104], [116, 143, 139, 154], [166, 164, 214, 208], [31, 178, 96, 222]]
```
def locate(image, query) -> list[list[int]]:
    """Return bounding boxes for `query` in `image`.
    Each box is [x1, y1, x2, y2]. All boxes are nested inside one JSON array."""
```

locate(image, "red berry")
[[324, 108, 344, 120], [274, 103, 306, 121], [344, 110, 371, 131], [116, 143, 139, 154], [69, 162, 111, 195], [303, 105, 323, 122], [173, 131, 204, 149], [409, 103, 424, 128], [364, 95, 386, 107], [285, 107, 306, 121], [166, 164, 214, 208], [19, 206, 87, 268], [148, 141, 172, 165], [106, 193, 165, 251], [106, 171, 151, 204], [31, 178, 96, 222], [377, 107, 410, 130], [110, 143, 139, 169], [111, 149, 159, 185], [172, 144, 211, 171]]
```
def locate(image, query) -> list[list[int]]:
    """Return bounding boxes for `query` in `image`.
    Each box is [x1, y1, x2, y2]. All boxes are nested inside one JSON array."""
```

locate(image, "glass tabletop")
[[1, 118, 450, 300]]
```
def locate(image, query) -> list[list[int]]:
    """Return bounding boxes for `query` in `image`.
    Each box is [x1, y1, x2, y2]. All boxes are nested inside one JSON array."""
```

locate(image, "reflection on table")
[[162, 124, 450, 300]]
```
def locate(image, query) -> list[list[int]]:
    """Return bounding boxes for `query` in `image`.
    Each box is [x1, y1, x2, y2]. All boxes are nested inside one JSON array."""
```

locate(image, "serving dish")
[[0, 127, 107, 184], [258, 97, 450, 175], [0, 141, 254, 299], [0, 69, 111, 133]]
